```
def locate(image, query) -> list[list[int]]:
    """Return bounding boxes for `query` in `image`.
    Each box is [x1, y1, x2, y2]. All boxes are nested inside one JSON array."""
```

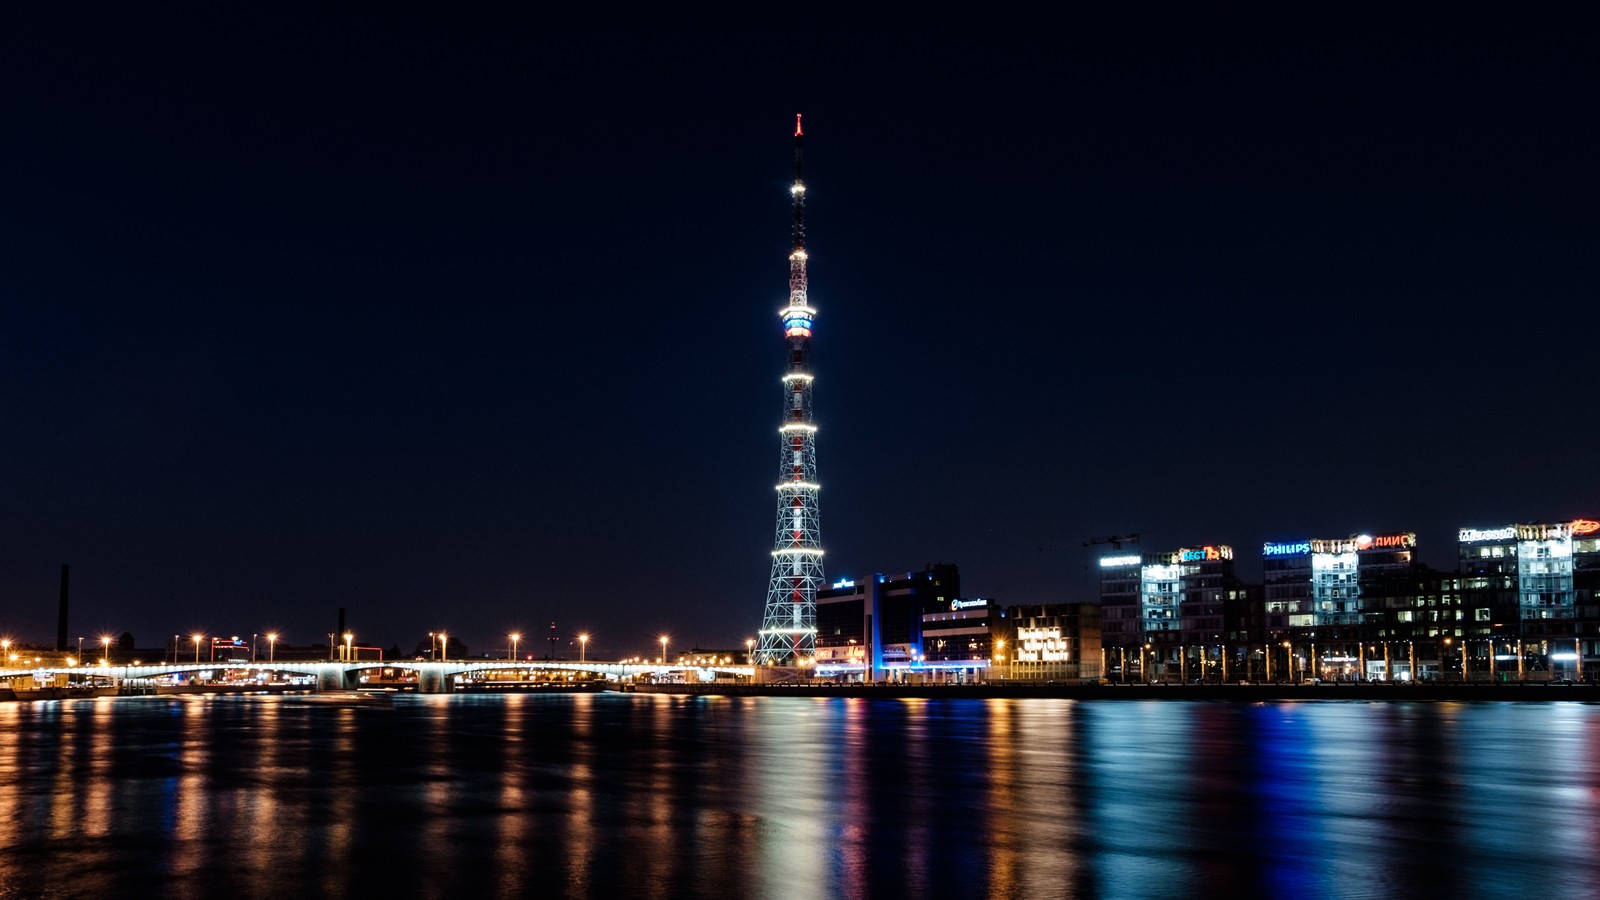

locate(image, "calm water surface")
[[1, 693, 1597, 899]]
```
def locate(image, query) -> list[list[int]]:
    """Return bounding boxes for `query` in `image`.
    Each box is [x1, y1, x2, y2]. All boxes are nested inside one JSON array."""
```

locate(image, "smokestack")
[[57, 564, 70, 652]]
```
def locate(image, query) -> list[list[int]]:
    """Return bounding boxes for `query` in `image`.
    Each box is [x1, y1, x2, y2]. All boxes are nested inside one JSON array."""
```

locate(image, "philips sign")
[[1263, 541, 1312, 557]]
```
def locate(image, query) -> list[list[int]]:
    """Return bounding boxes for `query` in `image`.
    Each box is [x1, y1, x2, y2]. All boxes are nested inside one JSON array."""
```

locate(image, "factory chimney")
[[56, 564, 70, 652]]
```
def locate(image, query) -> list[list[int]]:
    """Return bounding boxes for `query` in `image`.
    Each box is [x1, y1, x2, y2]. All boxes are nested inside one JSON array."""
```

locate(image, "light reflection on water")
[[1, 695, 1599, 898]]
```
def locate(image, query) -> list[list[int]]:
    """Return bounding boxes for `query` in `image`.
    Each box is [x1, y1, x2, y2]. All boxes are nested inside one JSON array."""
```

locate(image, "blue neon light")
[[1263, 541, 1312, 557]]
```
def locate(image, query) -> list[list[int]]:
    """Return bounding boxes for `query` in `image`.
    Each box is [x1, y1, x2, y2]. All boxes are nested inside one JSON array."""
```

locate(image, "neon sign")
[[1572, 519, 1600, 536], [1178, 545, 1233, 562], [1341, 532, 1417, 552], [951, 598, 988, 611], [1099, 555, 1141, 568], [1263, 541, 1311, 557], [1459, 526, 1515, 543]]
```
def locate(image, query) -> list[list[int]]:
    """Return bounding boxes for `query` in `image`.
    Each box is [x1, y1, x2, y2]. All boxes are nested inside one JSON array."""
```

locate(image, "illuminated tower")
[[756, 114, 822, 666]]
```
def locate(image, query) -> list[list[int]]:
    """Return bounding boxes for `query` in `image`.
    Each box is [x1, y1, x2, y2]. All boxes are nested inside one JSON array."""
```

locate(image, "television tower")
[[756, 114, 822, 666]]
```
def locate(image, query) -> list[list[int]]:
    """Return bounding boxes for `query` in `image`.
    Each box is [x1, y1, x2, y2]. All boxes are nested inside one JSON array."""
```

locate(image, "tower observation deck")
[[756, 114, 822, 666]]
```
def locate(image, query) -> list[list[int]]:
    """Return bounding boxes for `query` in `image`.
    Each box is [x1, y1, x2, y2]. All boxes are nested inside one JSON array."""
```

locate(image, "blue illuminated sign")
[[1263, 541, 1312, 557]]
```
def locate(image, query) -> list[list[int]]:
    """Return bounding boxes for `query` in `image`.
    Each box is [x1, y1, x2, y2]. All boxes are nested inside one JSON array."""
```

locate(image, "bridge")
[[5, 659, 761, 694]]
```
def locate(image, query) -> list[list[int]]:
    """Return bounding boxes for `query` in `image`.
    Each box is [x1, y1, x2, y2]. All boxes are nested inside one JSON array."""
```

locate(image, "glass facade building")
[[1100, 545, 1244, 681]]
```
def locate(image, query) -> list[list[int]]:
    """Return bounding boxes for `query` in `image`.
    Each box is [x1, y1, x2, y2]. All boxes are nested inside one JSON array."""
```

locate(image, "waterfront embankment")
[[632, 681, 1600, 701]]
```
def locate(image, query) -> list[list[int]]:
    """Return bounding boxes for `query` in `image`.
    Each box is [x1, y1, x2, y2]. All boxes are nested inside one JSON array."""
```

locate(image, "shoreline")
[[629, 681, 1600, 702], [7, 681, 1597, 703]]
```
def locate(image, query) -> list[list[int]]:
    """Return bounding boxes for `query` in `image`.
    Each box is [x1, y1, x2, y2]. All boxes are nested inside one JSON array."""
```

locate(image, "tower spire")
[[757, 115, 822, 667]]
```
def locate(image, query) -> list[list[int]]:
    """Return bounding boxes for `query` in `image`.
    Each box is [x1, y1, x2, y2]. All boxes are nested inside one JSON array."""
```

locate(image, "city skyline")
[[2, 19, 1597, 654]]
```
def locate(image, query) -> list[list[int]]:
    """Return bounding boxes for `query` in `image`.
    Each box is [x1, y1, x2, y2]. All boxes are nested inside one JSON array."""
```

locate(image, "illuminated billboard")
[[1263, 540, 1312, 557], [1459, 526, 1516, 543], [1358, 532, 1416, 550], [1178, 545, 1232, 562]]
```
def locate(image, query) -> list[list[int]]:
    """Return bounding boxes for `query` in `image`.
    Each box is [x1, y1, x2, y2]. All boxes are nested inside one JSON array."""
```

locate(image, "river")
[[1, 693, 1596, 898]]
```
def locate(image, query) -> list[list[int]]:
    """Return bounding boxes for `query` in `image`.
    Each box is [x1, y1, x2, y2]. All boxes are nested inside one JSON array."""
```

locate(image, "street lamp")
[[438, 631, 447, 663], [344, 632, 354, 662], [509, 632, 521, 662], [100, 635, 112, 664], [746, 638, 754, 665], [0, 639, 9, 667], [578, 633, 588, 664], [192, 634, 203, 663], [266, 632, 278, 663], [660, 635, 669, 665], [428, 632, 436, 661]]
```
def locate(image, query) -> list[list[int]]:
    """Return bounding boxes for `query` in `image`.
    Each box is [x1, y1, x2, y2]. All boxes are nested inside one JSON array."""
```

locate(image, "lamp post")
[[660, 636, 669, 666], [578, 634, 588, 664], [267, 632, 278, 663], [428, 632, 436, 661], [192, 634, 203, 663], [509, 632, 520, 662], [344, 632, 354, 663], [252, 632, 258, 663], [0, 639, 8, 667], [746, 638, 754, 665], [101, 635, 111, 664], [1283, 641, 1294, 684], [438, 631, 447, 664]]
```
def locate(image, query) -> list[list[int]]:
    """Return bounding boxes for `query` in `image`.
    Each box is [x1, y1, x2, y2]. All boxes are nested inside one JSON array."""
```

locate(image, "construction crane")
[[1083, 534, 1141, 550], [1038, 534, 1142, 553]]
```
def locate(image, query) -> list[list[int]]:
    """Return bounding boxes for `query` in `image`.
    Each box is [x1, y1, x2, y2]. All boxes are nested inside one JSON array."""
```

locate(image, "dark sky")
[[2, 17, 1597, 659]]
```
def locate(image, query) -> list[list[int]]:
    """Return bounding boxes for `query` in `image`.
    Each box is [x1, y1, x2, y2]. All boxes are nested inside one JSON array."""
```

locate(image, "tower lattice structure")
[[756, 114, 822, 666]]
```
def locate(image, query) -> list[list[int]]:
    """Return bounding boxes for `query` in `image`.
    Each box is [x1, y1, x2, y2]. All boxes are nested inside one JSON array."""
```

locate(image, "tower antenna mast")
[[756, 114, 822, 667]]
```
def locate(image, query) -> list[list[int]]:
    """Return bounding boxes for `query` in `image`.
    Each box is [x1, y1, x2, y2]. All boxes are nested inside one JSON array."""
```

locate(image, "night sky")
[[3, 18, 1597, 659]]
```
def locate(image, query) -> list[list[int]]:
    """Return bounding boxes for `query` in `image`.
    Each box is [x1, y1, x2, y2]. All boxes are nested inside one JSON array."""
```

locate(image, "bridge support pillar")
[[417, 666, 451, 694], [316, 664, 347, 693]]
